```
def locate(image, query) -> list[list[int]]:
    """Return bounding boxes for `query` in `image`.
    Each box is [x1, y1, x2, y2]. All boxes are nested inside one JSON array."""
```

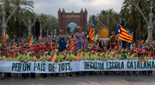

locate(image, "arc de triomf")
[[58, 8, 87, 32]]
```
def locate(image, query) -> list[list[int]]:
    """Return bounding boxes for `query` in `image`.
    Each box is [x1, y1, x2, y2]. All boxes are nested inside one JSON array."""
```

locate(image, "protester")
[[0, 29, 155, 80]]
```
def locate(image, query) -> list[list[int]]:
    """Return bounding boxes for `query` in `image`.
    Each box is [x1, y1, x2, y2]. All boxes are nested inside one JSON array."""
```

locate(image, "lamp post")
[[127, 0, 154, 44], [147, 1, 154, 44]]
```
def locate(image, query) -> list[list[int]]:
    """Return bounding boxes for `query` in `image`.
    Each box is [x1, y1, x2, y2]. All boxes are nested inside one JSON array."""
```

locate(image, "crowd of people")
[[0, 26, 155, 80]]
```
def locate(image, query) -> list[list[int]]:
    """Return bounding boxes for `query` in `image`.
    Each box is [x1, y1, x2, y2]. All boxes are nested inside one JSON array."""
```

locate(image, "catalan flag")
[[117, 24, 132, 43], [70, 36, 74, 50], [2, 30, 8, 42], [89, 19, 96, 40], [29, 36, 34, 46]]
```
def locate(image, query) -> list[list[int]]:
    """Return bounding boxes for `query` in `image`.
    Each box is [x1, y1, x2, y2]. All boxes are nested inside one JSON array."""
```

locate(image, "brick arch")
[[58, 8, 87, 33]]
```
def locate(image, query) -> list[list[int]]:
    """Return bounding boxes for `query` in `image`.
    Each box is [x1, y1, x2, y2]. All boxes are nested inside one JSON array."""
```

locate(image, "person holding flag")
[[2, 30, 8, 42], [117, 24, 133, 50], [29, 36, 34, 46], [75, 26, 86, 50]]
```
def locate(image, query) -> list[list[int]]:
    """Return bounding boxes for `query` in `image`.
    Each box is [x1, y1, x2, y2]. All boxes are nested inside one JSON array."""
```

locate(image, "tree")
[[67, 26, 71, 34], [0, 0, 59, 38], [12, 0, 34, 38], [120, 0, 155, 42], [119, 0, 138, 42], [97, 9, 119, 35], [73, 27, 78, 33]]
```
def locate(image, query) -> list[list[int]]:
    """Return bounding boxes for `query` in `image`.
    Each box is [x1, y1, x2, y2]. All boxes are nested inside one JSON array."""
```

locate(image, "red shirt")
[[24, 49, 29, 52], [10, 50, 15, 57], [91, 47, 95, 51], [43, 45, 47, 50], [40, 46, 44, 50], [34, 46, 39, 52], [38, 46, 41, 51], [150, 51, 154, 57], [31, 47, 34, 51]]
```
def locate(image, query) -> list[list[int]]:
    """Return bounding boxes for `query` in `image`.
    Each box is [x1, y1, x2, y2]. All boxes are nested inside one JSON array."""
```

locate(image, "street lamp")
[[127, 0, 154, 44]]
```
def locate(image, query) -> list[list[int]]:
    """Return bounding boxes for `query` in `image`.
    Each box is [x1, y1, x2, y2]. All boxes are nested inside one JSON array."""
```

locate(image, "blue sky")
[[32, 0, 124, 18]]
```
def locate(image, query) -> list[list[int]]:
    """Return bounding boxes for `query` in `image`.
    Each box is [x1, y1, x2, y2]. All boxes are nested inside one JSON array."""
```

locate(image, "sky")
[[32, 0, 124, 18]]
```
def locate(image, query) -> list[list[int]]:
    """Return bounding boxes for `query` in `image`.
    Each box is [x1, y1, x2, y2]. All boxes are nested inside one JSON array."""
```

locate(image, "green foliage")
[[0, 0, 58, 38], [89, 9, 119, 35], [73, 27, 78, 33], [119, 0, 155, 41], [67, 26, 71, 34]]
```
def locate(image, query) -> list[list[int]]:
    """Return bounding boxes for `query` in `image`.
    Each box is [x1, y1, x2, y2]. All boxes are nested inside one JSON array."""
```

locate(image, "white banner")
[[0, 60, 155, 73]]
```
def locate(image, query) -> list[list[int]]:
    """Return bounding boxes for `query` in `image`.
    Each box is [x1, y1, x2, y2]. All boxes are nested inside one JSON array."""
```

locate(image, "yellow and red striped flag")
[[2, 30, 8, 42], [70, 36, 74, 50], [29, 36, 34, 46], [117, 24, 132, 43], [89, 19, 96, 40]]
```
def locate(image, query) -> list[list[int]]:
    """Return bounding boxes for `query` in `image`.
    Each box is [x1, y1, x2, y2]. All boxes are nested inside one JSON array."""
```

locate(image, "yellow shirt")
[[74, 56, 79, 60], [51, 55, 56, 62]]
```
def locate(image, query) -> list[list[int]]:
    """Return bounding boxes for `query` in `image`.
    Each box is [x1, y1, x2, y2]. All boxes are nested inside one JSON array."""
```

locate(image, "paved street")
[[0, 72, 155, 85]]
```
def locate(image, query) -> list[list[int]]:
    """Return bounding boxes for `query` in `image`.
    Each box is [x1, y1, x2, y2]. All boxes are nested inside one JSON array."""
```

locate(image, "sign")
[[0, 60, 155, 73]]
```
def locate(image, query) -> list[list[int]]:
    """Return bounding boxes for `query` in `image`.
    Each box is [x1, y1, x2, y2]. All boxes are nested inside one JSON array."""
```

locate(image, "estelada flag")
[[117, 24, 132, 43], [89, 19, 96, 40], [2, 30, 8, 42], [29, 36, 34, 46], [70, 36, 74, 50]]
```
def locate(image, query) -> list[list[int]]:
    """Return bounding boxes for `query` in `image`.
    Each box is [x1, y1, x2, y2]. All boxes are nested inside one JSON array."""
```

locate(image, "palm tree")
[[99, 9, 119, 35], [12, 0, 34, 38], [119, 0, 141, 42], [0, 0, 14, 34], [38, 14, 52, 37]]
